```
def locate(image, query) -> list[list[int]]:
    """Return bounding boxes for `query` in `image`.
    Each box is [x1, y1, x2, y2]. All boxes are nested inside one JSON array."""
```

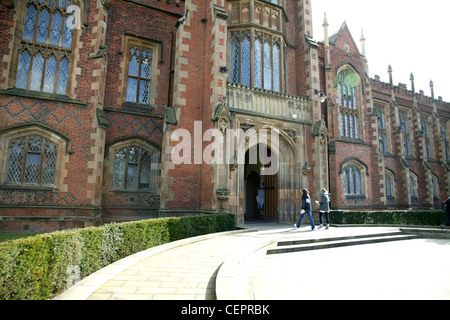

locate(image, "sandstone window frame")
[[337, 66, 362, 140], [120, 35, 161, 109], [440, 120, 449, 161], [340, 158, 368, 197], [431, 174, 439, 202], [385, 169, 396, 200], [228, 29, 286, 93], [104, 138, 161, 194], [420, 114, 433, 159], [409, 171, 419, 203], [6, 0, 84, 99], [0, 124, 70, 190], [398, 108, 413, 157], [374, 101, 390, 153]]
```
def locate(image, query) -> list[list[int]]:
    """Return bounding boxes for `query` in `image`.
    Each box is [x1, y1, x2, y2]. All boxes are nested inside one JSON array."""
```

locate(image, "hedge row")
[[0, 213, 236, 300], [329, 210, 447, 226]]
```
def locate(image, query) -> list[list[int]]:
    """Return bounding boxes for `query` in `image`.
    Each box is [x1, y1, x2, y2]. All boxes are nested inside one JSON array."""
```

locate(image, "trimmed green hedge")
[[330, 210, 447, 226], [0, 213, 235, 300]]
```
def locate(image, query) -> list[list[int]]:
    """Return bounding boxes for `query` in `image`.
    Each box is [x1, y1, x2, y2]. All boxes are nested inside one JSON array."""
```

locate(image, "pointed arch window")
[[343, 165, 362, 195], [399, 110, 411, 156], [375, 103, 388, 153], [409, 172, 419, 203], [16, 0, 75, 95], [421, 116, 432, 159], [441, 121, 449, 161], [385, 170, 396, 200], [341, 159, 368, 197], [338, 69, 360, 139], [432, 175, 439, 203]]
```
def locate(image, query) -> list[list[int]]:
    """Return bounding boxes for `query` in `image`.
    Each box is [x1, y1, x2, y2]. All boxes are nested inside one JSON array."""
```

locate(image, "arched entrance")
[[232, 124, 302, 225], [244, 146, 278, 222]]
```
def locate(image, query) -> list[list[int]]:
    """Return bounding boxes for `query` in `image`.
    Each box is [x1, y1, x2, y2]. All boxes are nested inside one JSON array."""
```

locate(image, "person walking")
[[294, 189, 315, 230], [316, 188, 331, 230], [440, 197, 450, 229]]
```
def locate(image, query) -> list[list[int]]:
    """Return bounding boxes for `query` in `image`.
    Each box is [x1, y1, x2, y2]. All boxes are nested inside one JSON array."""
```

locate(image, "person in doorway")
[[316, 188, 331, 230], [440, 197, 450, 229], [294, 189, 315, 230]]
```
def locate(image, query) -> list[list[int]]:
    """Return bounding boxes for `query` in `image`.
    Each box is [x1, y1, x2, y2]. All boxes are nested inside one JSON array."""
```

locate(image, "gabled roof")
[[328, 21, 361, 55]]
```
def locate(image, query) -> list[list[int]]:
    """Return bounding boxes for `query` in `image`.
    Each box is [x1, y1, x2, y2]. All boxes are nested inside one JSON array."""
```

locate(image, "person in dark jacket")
[[440, 197, 450, 229], [316, 188, 331, 230], [294, 189, 315, 230]]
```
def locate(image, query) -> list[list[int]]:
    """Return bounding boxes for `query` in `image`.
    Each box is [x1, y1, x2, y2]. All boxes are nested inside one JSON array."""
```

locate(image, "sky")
[[312, 0, 449, 101]]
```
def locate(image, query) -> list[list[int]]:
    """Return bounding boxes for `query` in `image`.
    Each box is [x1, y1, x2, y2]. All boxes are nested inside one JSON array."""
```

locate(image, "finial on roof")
[[323, 13, 329, 27], [360, 29, 366, 57]]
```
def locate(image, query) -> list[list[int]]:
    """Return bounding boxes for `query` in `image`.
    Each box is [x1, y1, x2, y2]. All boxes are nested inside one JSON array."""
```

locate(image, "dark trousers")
[[444, 214, 450, 226], [319, 211, 330, 225]]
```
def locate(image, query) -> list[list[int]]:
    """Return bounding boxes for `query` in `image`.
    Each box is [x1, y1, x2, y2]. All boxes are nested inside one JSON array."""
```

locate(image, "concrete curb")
[[215, 237, 278, 300]]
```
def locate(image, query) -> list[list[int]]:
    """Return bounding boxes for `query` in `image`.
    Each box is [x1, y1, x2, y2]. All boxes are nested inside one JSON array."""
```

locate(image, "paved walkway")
[[55, 223, 450, 300]]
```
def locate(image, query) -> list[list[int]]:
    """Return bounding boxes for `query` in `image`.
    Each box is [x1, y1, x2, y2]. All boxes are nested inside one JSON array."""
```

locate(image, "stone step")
[[267, 233, 420, 255], [277, 231, 405, 247]]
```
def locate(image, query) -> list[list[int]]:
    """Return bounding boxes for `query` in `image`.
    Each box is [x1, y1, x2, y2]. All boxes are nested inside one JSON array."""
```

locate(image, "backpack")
[[444, 198, 450, 213]]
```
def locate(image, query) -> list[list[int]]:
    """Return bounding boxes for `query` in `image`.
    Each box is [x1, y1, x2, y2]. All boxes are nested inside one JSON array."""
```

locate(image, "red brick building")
[[0, 0, 448, 233]]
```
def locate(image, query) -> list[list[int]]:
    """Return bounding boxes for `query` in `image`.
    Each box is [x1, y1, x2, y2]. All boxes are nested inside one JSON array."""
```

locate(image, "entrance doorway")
[[245, 171, 261, 220], [244, 146, 278, 222]]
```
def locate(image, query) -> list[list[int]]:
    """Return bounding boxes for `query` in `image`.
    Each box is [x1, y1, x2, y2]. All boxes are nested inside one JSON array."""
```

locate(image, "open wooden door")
[[264, 173, 277, 222]]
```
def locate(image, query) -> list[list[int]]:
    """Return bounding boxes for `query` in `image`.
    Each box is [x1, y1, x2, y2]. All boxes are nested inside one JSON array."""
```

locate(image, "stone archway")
[[232, 124, 301, 225]]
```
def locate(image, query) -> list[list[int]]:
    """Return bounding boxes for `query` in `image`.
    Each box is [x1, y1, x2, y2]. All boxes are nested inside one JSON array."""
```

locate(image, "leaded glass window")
[[254, 37, 262, 88], [6, 135, 57, 186], [432, 175, 439, 201], [126, 45, 153, 104], [338, 69, 360, 139], [229, 32, 251, 87], [386, 174, 391, 197], [421, 117, 432, 159], [375, 103, 388, 152], [409, 173, 418, 202], [399, 111, 411, 156], [343, 165, 362, 195], [113, 145, 160, 192], [16, 0, 74, 94], [229, 31, 282, 92], [257, 36, 281, 92], [441, 121, 449, 161]]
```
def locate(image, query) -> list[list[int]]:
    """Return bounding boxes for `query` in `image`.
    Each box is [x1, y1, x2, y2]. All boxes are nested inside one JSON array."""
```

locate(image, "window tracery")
[[16, 0, 75, 95], [6, 134, 58, 186], [112, 144, 160, 192], [338, 69, 360, 139]]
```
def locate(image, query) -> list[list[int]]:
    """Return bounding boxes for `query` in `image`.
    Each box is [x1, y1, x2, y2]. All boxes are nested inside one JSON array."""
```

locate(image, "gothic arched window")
[[399, 110, 412, 156], [343, 165, 362, 195], [338, 69, 361, 139], [409, 172, 418, 203], [341, 159, 368, 197], [16, 0, 75, 95]]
